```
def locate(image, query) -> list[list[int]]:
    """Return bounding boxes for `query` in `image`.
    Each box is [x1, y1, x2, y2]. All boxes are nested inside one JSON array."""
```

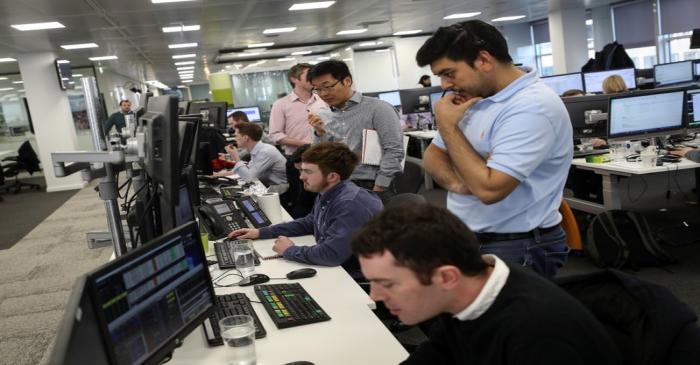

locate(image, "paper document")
[[361, 129, 409, 168], [255, 244, 282, 260]]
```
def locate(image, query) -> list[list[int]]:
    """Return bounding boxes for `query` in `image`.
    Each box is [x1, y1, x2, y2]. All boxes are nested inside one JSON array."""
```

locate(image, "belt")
[[475, 225, 561, 243]]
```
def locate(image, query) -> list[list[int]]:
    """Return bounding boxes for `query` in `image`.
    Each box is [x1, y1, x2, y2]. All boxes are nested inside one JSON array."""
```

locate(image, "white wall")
[[393, 36, 440, 89], [549, 6, 589, 74], [353, 50, 399, 92]]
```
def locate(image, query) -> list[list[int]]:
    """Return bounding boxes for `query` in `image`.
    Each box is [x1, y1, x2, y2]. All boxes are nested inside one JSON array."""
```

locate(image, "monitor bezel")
[[227, 105, 262, 122], [607, 88, 687, 142], [541, 72, 585, 96], [653, 60, 695, 87], [582, 68, 637, 94], [377, 90, 402, 107], [686, 88, 700, 133]]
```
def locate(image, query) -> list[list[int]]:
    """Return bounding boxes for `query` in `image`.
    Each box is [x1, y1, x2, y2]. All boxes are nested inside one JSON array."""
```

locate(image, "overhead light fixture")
[[337, 29, 367, 35], [277, 57, 296, 62], [375, 49, 391, 53], [72, 74, 83, 77], [317, 56, 331, 61], [177, 85, 188, 88], [146, 80, 170, 89], [162, 24, 200, 33], [236, 52, 261, 57], [174, 60, 195, 65], [0, 77, 7, 80], [89, 55, 118, 61], [177, 66, 194, 70], [289, 1, 335, 11], [168, 42, 198, 49], [182, 80, 193, 83], [443, 12, 481, 20], [263, 27, 297, 34], [12, 81, 23, 84], [492, 15, 526, 22], [330, 52, 339, 57], [152, 0, 197, 3], [291, 50, 312, 55], [342, 58, 352, 62], [56, 59, 70, 64], [585, 19, 593, 26], [60, 43, 99, 50], [0, 88, 14, 91], [11, 22, 65, 31], [172, 54, 196, 59], [393, 30, 422, 36], [248, 42, 274, 48], [359, 41, 378, 47]]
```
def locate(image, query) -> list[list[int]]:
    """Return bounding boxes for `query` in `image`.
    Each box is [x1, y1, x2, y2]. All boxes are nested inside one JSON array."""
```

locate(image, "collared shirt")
[[104, 111, 132, 134], [269, 91, 328, 155], [432, 67, 573, 233], [454, 255, 510, 321], [258, 180, 383, 278], [233, 141, 288, 187], [314, 92, 404, 188]]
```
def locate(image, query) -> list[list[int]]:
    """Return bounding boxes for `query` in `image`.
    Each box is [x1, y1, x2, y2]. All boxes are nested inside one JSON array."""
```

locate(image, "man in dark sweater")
[[352, 205, 621, 364]]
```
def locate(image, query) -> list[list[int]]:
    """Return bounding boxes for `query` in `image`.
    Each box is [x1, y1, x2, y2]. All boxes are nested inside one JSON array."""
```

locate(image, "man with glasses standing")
[[307, 60, 404, 201]]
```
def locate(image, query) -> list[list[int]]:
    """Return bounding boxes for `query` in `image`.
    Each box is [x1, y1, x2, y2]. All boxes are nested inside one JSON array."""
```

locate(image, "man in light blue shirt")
[[416, 20, 573, 278]]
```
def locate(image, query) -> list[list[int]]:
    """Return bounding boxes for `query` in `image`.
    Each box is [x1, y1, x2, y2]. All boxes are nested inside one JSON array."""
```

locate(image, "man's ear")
[[326, 171, 341, 184], [432, 265, 461, 290]]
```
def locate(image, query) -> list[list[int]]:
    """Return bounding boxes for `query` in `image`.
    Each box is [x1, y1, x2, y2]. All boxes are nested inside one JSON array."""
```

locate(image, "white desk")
[[566, 157, 700, 214], [404, 130, 438, 190], [0, 149, 14, 160]]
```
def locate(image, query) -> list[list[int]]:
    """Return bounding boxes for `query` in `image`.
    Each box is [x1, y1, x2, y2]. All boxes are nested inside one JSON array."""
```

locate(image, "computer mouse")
[[286, 268, 317, 280], [283, 362, 314, 365], [238, 273, 270, 286]]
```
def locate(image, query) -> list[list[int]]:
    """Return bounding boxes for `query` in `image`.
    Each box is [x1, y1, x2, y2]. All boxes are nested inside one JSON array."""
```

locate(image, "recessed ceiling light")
[[168, 42, 198, 49], [89, 55, 118, 61], [337, 29, 367, 35], [56, 59, 70, 64], [359, 41, 378, 47], [236, 52, 261, 57], [60, 43, 99, 50], [585, 19, 593, 26], [263, 27, 297, 34], [182, 80, 193, 83], [492, 15, 526, 22], [11, 22, 65, 31], [177, 66, 194, 70], [12, 81, 23, 84], [317, 56, 331, 61], [73, 74, 83, 77], [289, 1, 335, 11], [248, 42, 274, 48], [342, 58, 352, 62], [152, 0, 197, 3], [278, 57, 296, 62], [174, 61, 195, 65], [375, 49, 390, 53], [0, 88, 14, 91], [443, 12, 481, 20], [172, 54, 196, 59], [162, 24, 200, 33], [0, 77, 7, 80], [393, 30, 422, 36], [291, 50, 312, 55]]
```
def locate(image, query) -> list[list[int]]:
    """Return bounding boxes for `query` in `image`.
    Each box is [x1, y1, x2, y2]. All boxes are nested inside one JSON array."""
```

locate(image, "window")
[[532, 21, 553, 76], [612, 1, 658, 68], [658, 0, 700, 63], [626, 46, 658, 69]]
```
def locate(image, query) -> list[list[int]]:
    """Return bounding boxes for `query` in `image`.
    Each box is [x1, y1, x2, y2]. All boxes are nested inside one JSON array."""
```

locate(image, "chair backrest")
[[386, 193, 426, 209], [17, 141, 41, 173], [393, 159, 424, 194]]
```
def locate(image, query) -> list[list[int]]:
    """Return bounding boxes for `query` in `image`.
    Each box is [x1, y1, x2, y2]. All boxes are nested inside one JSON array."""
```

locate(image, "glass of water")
[[233, 239, 255, 277], [219, 315, 256, 365]]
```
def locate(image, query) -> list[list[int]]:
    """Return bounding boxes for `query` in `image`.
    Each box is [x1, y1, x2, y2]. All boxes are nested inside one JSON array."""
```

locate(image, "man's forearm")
[[439, 126, 494, 197], [424, 145, 471, 194], [278, 137, 308, 147]]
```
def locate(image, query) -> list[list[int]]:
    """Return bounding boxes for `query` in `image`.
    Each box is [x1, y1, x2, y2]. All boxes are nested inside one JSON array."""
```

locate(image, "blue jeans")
[[479, 226, 569, 278]]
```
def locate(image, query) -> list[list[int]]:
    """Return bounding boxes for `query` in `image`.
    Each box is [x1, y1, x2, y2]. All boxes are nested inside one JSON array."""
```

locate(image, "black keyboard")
[[203, 293, 266, 346], [573, 149, 609, 158], [199, 186, 220, 201], [214, 240, 261, 270], [254, 283, 331, 329]]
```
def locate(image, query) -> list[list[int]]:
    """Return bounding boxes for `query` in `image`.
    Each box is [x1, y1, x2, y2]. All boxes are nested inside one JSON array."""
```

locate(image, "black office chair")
[[1, 140, 42, 193], [385, 193, 427, 209], [393, 159, 424, 194]]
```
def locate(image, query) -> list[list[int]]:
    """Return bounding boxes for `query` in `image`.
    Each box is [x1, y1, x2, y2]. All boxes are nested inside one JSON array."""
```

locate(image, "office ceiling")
[[0, 0, 619, 88]]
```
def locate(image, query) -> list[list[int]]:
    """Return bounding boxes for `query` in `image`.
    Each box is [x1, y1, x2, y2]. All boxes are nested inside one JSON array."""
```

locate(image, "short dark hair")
[[230, 111, 249, 123], [235, 122, 263, 141], [301, 141, 358, 180], [560, 89, 585, 97], [119, 99, 130, 106], [416, 20, 513, 68], [352, 204, 488, 285], [308, 60, 352, 83], [288, 63, 313, 88], [419, 75, 430, 82]]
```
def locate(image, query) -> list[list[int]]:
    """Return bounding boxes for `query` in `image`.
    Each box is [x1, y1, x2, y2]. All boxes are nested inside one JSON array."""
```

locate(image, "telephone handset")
[[197, 200, 248, 239], [235, 196, 272, 228]]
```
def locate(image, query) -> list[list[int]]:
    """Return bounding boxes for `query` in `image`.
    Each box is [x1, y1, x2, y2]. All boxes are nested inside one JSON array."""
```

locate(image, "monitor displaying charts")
[[227, 106, 262, 122], [583, 68, 637, 94], [654, 61, 694, 86]]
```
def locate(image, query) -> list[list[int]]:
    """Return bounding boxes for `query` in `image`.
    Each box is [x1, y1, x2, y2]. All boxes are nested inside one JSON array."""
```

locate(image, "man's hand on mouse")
[[272, 236, 294, 255], [228, 228, 260, 240]]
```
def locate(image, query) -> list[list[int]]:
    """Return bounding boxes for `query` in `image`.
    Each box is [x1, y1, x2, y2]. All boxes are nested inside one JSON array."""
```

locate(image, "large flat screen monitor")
[[607, 89, 686, 141], [187, 102, 227, 129], [378, 91, 401, 107], [227, 106, 262, 122], [687, 88, 700, 132], [583, 68, 637, 94], [86, 221, 215, 365], [541, 73, 583, 96], [562, 94, 610, 138], [695, 61, 700, 77], [654, 60, 694, 86]]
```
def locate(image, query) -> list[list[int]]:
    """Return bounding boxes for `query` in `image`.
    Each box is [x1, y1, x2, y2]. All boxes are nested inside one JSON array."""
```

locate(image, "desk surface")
[[572, 157, 700, 175], [404, 130, 437, 139]]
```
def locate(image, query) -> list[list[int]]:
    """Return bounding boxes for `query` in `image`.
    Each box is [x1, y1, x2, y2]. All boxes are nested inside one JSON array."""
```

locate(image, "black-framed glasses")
[[311, 80, 341, 94]]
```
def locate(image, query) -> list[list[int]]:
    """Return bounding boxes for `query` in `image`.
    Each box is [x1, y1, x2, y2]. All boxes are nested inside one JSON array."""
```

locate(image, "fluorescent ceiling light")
[[278, 57, 296, 62], [492, 15, 526, 22], [291, 50, 312, 55], [248, 42, 274, 48], [289, 1, 335, 11], [12, 81, 23, 84], [56, 59, 70, 64], [152, 0, 197, 3], [73, 74, 83, 77], [0, 88, 14, 91], [89, 55, 118, 61], [168, 42, 198, 49], [0, 58, 15, 63], [443, 12, 481, 20], [393, 30, 422, 36], [177, 66, 194, 70], [162, 24, 200, 33], [585, 19, 593, 26], [174, 61, 195, 65], [177, 85, 188, 88], [61, 43, 99, 50], [182, 80, 193, 83], [0, 77, 7, 80], [317, 56, 331, 60], [359, 41, 378, 47], [342, 58, 352, 62], [11, 22, 65, 31], [337, 29, 367, 35], [236, 52, 261, 57], [146, 80, 170, 89], [263, 27, 297, 34], [375, 49, 390, 53], [172, 54, 196, 59]]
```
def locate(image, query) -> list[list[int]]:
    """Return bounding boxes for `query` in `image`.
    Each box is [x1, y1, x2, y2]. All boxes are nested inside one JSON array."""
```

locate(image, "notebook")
[[361, 129, 409, 168]]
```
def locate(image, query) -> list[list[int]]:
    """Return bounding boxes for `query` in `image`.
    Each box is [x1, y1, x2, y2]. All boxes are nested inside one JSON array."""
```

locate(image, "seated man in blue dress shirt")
[[228, 141, 383, 279], [417, 20, 573, 278], [214, 122, 287, 189]]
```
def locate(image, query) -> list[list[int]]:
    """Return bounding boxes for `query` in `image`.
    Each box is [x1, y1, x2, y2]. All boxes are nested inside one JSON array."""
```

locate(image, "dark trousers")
[[351, 179, 395, 205]]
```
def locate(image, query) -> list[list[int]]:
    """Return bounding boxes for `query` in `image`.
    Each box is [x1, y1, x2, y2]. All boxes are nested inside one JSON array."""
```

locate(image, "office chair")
[[559, 200, 583, 252], [393, 159, 424, 194], [1, 140, 42, 193], [386, 193, 426, 209]]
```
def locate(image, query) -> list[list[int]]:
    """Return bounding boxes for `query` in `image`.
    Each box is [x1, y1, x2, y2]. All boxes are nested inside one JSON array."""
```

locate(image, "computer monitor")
[[541, 72, 584, 96], [687, 88, 700, 133], [143, 95, 180, 207], [187, 101, 227, 129], [695, 62, 700, 77], [654, 60, 695, 86], [607, 89, 686, 142], [378, 91, 401, 107], [399, 87, 438, 114], [174, 184, 194, 226], [562, 94, 610, 138], [228, 106, 262, 123], [583, 68, 637, 94], [86, 221, 215, 365]]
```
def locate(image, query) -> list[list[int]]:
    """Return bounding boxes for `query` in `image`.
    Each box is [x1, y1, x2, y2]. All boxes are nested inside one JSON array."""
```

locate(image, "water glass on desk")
[[220, 315, 257, 365], [233, 240, 256, 277]]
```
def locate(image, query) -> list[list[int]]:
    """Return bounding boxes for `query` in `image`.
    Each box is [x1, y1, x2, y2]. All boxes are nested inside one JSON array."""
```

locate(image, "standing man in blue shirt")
[[228, 141, 383, 279], [416, 20, 573, 277], [103, 99, 132, 135]]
